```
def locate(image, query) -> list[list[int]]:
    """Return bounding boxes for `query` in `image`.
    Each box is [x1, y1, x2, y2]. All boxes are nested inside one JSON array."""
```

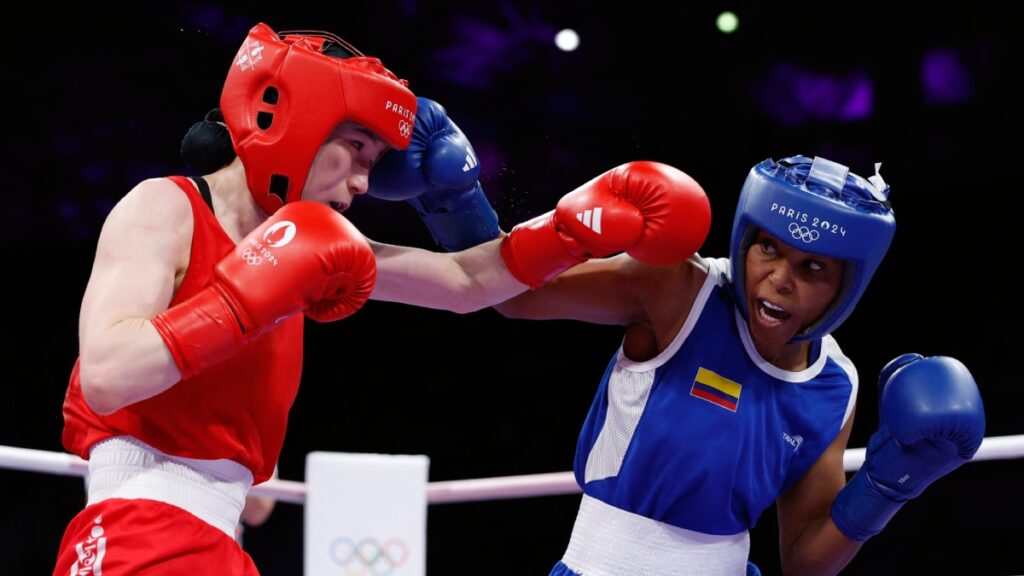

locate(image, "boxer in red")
[[56, 23, 410, 575]]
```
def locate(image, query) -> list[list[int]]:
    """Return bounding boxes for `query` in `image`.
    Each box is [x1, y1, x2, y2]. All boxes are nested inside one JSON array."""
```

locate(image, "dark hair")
[[180, 108, 236, 174]]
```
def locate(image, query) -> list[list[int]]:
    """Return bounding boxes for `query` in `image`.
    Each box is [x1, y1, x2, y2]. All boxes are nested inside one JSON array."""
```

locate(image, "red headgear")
[[221, 23, 417, 214]]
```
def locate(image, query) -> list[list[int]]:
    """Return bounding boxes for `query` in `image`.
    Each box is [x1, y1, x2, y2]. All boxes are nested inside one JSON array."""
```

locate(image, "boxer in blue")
[[385, 153, 986, 575], [528, 157, 985, 575]]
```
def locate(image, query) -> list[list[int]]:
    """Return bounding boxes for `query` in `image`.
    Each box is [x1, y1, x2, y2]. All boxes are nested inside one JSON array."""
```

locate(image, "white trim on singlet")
[[734, 305, 830, 383], [615, 257, 719, 373], [561, 495, 749, 576], [823, 337, 859, 428]]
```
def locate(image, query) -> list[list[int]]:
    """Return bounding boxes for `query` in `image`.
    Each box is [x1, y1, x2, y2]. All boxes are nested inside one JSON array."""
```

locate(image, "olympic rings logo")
[[788, 222, 820, 243], [241, 247, 262, 265], [329, 536, 409, 575], [398, 120, 412, 139]]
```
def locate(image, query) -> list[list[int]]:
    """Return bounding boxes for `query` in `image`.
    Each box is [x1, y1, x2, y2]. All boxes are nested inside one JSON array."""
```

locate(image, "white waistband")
[[87, 436, 253, 538], [561, 495, 750, 576]]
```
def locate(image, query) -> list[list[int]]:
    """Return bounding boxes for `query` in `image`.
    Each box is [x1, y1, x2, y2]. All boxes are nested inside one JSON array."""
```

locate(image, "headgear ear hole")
[[262, 87, 279, 105], [269, 175, 289, 203], [257, 112, 274, 130]]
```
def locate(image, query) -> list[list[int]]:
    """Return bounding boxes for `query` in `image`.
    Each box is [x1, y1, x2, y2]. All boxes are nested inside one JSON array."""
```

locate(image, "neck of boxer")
[[760, 340, 814, 372], [202, 157, 268, 243]]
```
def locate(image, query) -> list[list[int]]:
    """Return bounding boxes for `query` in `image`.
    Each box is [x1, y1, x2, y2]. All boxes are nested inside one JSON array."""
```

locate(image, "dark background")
[[2, 1, 1021, 574]]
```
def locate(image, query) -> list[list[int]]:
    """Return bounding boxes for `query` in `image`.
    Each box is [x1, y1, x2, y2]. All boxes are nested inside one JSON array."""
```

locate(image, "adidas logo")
[[576, 207, 603, 234], [463, 151, 478, 172]]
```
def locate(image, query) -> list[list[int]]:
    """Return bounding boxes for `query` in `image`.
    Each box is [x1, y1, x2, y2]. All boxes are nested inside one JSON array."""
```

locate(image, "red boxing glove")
[[153, 201, 376, 379], [500, 161, 711, 288]]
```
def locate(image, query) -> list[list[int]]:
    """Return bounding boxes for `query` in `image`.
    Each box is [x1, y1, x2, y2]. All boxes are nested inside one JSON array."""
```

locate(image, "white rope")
[[427, 471, 581, 504], [3, 434, 1022, 505], [0, 445, 88, 477]]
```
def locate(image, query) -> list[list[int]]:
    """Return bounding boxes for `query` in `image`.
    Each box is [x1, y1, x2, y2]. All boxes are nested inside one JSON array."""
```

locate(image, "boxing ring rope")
[[2, 434, 1023, 505]]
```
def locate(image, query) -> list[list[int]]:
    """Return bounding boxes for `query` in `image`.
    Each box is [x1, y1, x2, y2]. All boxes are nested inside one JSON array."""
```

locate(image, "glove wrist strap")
[[830, 469, 904, 542], [500, 212, 582, 288], [408, 185, 500, 252], [152, 286, 247, 380]]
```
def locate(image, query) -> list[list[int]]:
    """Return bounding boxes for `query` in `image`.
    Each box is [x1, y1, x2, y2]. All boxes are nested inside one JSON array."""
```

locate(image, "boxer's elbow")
[[78, 317, 182, 414], [79, 357, 130, 415], [79, 345, 161, 415]]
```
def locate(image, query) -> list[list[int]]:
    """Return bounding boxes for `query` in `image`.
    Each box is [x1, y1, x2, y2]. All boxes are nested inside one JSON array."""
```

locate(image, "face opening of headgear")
[[219, 22, 418, 215], [729, 155, 896, 342]]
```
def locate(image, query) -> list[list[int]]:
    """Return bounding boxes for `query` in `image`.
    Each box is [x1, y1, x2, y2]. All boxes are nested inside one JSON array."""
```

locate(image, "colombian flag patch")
[[690, 367, 742, 412]]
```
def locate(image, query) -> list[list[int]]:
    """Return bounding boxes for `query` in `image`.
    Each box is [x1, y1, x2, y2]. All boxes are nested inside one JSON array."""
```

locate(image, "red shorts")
[[53, 498, 259, 575]]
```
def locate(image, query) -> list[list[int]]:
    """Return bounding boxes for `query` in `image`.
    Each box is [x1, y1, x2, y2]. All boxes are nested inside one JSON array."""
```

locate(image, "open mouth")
[[329, 201, 348, 214], [757, 298, 791, 324]]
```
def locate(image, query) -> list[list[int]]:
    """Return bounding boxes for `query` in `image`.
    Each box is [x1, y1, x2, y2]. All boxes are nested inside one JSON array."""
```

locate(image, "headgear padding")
[[221, 23, 417, 214], [730, 155, 895, 342]]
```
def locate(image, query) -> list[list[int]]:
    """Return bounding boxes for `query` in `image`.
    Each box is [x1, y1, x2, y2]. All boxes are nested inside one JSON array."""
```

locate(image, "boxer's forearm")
[[781, 515, 862, 576]]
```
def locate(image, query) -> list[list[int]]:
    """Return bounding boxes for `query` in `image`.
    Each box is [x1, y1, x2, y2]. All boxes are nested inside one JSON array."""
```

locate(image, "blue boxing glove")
[[831, 354, 985, 541], [368, 97, 501, 252]]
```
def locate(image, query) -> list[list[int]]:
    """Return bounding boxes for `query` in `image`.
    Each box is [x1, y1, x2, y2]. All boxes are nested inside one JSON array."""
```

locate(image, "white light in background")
[[555, 28, 580, 52], [716, 12, 739, 34]]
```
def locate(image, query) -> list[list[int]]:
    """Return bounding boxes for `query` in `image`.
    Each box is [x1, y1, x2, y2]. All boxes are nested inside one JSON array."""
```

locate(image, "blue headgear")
[[730, 155, 895, 342]]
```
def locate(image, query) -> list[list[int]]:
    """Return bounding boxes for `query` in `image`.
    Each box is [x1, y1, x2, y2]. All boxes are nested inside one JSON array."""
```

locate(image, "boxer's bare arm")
[[78, 179, 192, 414], [370, 238, 526, 313]]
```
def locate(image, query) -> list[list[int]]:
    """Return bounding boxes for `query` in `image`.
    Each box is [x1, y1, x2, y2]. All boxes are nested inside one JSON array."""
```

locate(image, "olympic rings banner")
[[305, 452, 429, 576]]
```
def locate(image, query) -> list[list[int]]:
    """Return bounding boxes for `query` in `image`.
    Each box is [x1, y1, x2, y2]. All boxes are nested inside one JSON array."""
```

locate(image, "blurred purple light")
[[922, 49, 974, 104], [433, 2, 557, 90], [79, 164, 110, 186], [185, 5, 226, 30], [758, 63, 874, 125], [840, 79, 873, 120], [57, 200, 80, 222], [181, 5, 253, 45]]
